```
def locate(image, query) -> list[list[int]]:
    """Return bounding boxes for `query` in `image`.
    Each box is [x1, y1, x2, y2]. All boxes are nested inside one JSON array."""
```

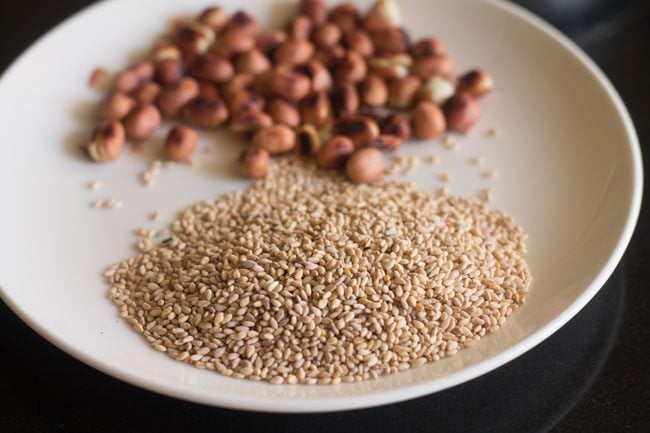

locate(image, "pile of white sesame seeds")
[[106, 158, 531, 385]]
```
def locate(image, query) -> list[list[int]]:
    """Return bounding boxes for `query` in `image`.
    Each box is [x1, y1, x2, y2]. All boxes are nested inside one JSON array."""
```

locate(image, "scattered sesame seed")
[[479, 187, 493, 203], [471, 156, 486, 166], [485, 127, 499, 137], [439, 172, 452, 183], [150, 211, 160, 221], [423, 155, 438, 165], [483, 169, 500, 179], [442, 136, 459, 150], [87, 180, 102, 191]]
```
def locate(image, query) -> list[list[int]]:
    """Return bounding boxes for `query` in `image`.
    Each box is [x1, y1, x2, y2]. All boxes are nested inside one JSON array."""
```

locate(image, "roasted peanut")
[[114, 62, 154, 93], [189, 53, 234, 83], [344, 29, 375, 57], [412, 100, 446, 139], [360, 75, 388, 107], [286, 15, 313, 40], [89, 67, 109, 90], [410, 37, 446, 58], [300, 90, 331, 127], [197, 80, 219, 98], [418, 75, 456, 105], [317, 135, 355, 169], [333, 51, 367, 85], [211, 30, 256, 57], [99, 93, 136, 121], [368, 54, 412, 79], [155, 58, 185, 86], [380, 114, 411, 141], [333, 116, 380, 147], [346, 147, 384, 184], [198, 6, 228, 32], [256, 31, 287, 55], [86, 121, 125, 162], [151, 41, 182, 62], [158, 77, 199, 117], [251, 125, 296, 154], [124, 104, 161, 141], [388, 75, 421, 108], [457, 69, 494, 98], [239, 146, 270, 179], [174, 23, 215, 56], [412, 55, 454, 80], [229, 111, 273, 135], [371, 28, 409, 55], [267, 98, 301, 128], [296, 124, 322, 155], [221, 73, 255, 101], [298, 59, 332, 91], [164, 126, 198, 162], [444, 93, 481, 133], [132, 82, 161, 105], [362, 0, 402, 33], [184, 96, 229, 127], [268, 67, 311, 100], [377, 134, 402, 150], [329, 3, 359, 33], [227, 91, 265, 114], [313, 23, 342, 48], [222, 11, 259, 36], [299, 0, 327, 26], [235, 49, 271, 75], [314, 44, 346, 68], [274, 39, 315, 66], [330, 84, 359, 118]]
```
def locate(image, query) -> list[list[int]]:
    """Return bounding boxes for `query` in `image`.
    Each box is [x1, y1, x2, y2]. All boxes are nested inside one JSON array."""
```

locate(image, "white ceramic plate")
[[0, 0, 641, 412]]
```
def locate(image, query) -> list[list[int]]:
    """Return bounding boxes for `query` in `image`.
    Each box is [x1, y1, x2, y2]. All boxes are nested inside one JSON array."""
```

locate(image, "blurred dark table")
[[1, 1, 649, 432]]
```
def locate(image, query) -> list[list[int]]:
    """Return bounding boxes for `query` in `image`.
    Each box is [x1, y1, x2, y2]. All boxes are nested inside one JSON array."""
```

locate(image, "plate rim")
[[0, 0, 643, 413]]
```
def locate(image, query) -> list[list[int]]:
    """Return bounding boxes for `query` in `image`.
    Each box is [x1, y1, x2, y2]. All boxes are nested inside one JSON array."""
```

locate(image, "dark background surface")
[[1, 1, 649, 432]]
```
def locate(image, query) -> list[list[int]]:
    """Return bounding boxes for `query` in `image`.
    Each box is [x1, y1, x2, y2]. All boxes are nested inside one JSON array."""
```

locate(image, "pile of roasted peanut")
[[85, 0, 493, 184]]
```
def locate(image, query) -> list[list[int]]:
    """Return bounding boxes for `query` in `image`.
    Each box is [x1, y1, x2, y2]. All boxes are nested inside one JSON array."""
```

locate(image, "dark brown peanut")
[[295, 124, 322, 155], [274, 39, 315, 66], [164, 126, 198, 162], [333, 51, 367, 85], [317, 135, 355, 169], [124, 104, 161, 141], [132, 82, 161, 105], [299, 0, 327, 26], [380, 114, 411, 141], [189, 54, 234, 83], [227, 91, 265, 114], [300, 90, 331, 127], [229, 111, 273, 135], [155, 58, 185, 86], [158, 77, 199, 117], [314, 44, 346, 68], [235, 49, 271, 75], [298, 59, 332, 91], [371, 28, 409, 55], [328, 3, 359, 33], [412, 100, 446, 139], [410, 37, 446, 58], [360, 75, 388, 107], [114, 62, 154, 93], [239, 146, 270, 179], [388, 75, 421, 108], [444, 93, 481, 133], [197, 80, 219, 98], [269, 67, 311, 100], [211, 30, 256, 57], [330, 84, 359, 119], [457, 69, 494, 98], [333, 116, 380, 147], [184, 96, 229, 127], [313, 23, 342, 48], [251, 125, 296, 154], [286, 15, 313, 40], [346, 147, 384, 184], [267, 98, 301, 128], [412, 55, 454, 79], [344, 29, 375, 58], [222, 11, 259, 36], [221, 74, 255, 101], [100, 93, 136, 121], [256, 31, 287, 55], [86, 120, 125, 162]]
